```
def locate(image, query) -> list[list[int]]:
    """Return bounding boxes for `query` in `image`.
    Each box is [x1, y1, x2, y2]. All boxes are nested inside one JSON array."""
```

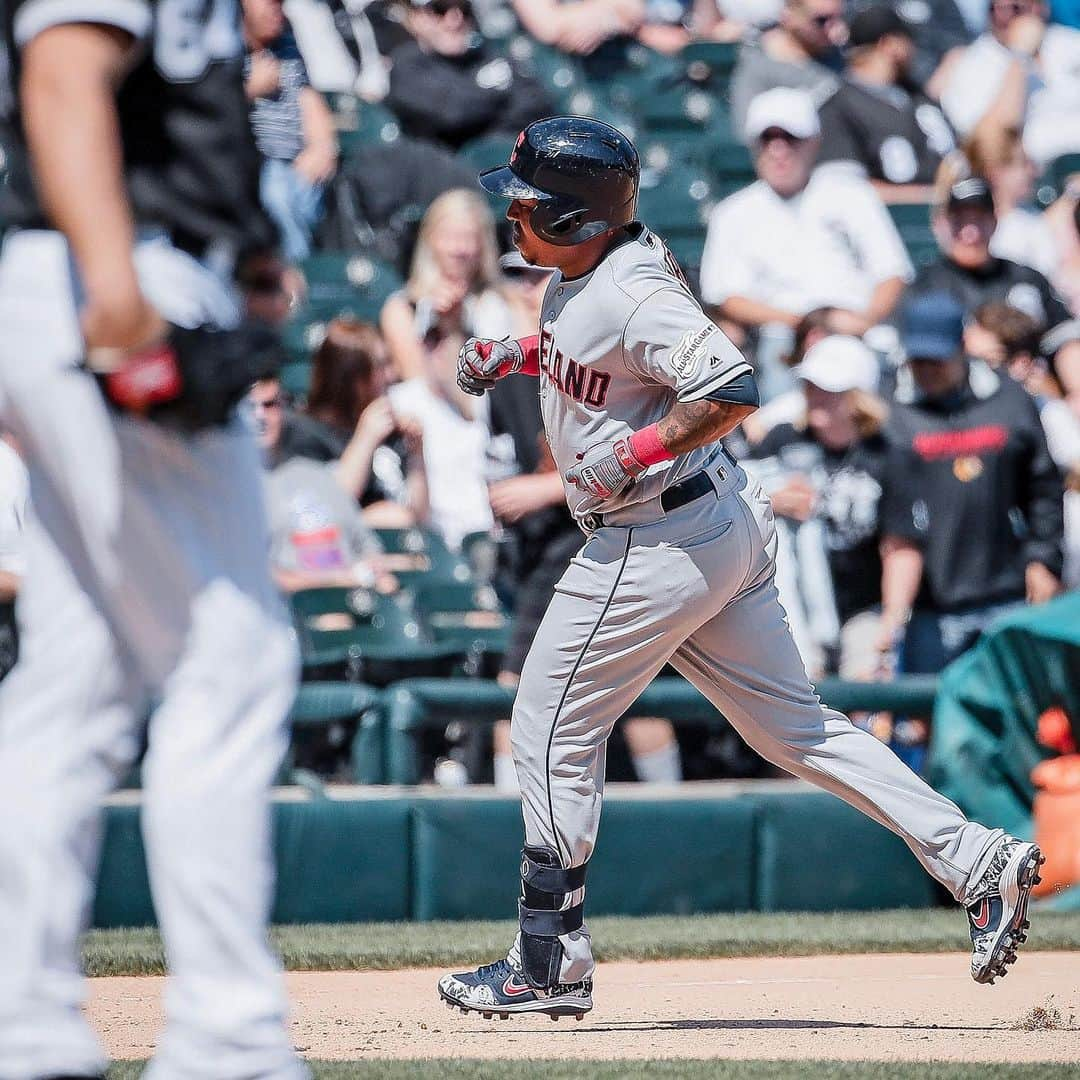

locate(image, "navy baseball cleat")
[[964, 836, 1044, 985], [438, 958, 593, 1020]]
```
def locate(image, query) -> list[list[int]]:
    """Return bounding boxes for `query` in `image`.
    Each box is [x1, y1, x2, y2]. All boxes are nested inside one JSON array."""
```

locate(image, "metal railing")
[[288, 674, 940, 786]]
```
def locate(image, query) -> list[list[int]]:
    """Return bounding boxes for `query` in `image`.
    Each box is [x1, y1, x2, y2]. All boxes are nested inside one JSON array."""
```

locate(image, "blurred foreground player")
[[438, 116, 1044, 1021], [0, 1, 307, 1076]]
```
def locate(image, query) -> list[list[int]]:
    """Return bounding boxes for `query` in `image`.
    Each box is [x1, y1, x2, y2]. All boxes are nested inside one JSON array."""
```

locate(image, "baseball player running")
[[0, 2, 307, 1077], [438, 116, 1044, 1021]]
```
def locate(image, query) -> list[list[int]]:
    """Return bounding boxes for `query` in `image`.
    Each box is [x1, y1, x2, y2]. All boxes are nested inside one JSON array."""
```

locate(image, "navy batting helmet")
[[479, 116, 640, 247]]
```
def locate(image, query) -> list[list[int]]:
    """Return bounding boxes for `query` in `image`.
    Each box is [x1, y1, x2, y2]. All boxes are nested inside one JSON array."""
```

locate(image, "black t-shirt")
[[752, 424, 889, 622], [487, 372, 577, 574], [274, 410, 407, 508], [817, 79, 954, 185], [912, 257, 1078, 366], [881, 362, 1064, 612], [385, 39, 551, 150], [1, 0, 273, 253]]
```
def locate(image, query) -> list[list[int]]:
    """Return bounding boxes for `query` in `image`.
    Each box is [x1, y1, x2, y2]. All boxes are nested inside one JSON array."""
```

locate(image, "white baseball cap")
[[791, 335, 880, 394], [744, 87, 821, 143]]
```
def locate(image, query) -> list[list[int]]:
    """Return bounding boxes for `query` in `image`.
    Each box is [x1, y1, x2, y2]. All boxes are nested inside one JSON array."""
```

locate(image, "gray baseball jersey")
[[538, 226, 751, 520], [501, 224, 1001, 989]]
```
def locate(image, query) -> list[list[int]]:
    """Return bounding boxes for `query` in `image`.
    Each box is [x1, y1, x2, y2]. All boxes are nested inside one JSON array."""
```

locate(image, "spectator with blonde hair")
[[381, 190, 510, 548], [381, 187, 512, 381]]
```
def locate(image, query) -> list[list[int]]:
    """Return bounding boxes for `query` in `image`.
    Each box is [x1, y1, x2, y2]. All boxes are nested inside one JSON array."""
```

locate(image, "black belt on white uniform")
[[581, 449, 732, 534]]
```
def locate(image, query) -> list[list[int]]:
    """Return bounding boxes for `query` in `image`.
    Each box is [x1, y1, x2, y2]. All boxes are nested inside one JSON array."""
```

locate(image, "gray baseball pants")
[[0, 230, 307, 1078], [509, 462, 1001, 984]]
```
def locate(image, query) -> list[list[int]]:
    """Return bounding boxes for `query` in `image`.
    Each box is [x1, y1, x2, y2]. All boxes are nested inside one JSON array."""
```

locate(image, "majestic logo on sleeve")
[[539, 329, 610, 408]]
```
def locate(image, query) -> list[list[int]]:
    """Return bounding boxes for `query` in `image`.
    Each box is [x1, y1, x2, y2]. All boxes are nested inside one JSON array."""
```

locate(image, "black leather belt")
[[581, 456, 728, 533], [660, 469, 715, 513]]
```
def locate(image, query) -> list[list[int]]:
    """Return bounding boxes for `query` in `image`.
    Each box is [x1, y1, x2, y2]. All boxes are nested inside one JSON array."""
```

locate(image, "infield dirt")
[[90, 952, 1080, 1062]]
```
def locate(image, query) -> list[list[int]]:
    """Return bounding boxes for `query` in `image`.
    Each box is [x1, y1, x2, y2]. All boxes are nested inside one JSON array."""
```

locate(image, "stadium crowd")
[[3, 0, 1080, 784]]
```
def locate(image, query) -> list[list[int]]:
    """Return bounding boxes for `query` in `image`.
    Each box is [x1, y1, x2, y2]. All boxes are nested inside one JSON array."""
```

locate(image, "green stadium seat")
[[280, 317, 327, 365], [507, 36, 583, 110], [458, 133, 516, 176], [1036, 151, 1080, 206], [680, 40, 739, 88], [298, 253, 402, 324], [284, 680, 383, 783], [374, 527, 474, 588], [887, 203, 932, 230], [639, 84, 719, 133], [336, 103, 401, 159], [279, 360, 312, 401], [291, 586, 462, 685], [638, 168, 715, 273], [709, 139, 756, 196], [886, 203, 938, 269], [413, 581, 510, 675]]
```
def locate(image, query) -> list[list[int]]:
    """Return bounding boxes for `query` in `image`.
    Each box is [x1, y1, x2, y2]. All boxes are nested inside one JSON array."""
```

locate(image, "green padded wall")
[[95, 796, 413, 927], [94, 804, 155, 928], [411, 797, 522, 921], [272, 797, 412, 923], [95, 788, 939, 928], [754, 792, 936, 911], [410, 794, 757, 920]]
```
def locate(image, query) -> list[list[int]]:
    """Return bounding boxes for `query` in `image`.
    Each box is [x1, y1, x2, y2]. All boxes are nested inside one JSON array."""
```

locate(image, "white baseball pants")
[[0, 230, 307, 1079], [510, 464, 1002, 983]]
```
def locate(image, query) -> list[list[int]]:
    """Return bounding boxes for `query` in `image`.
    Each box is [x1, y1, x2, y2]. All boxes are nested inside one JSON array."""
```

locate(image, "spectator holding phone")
[[381, 188, 512, 381]]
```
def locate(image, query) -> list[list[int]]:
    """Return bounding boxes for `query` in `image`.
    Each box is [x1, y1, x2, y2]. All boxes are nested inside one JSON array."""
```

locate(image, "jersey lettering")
[[583, 370, 611, 408], [155, 0, 241, 82], [539, 328, 611, 408]]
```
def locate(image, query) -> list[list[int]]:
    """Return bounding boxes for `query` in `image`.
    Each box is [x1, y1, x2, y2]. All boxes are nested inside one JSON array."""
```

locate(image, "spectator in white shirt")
[[701, 88, 912, 397], [938, 0, 1080, 169]]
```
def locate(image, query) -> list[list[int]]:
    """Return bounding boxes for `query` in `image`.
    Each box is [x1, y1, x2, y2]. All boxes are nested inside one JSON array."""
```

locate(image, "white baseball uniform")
[[0, 1, 306, 1076], [506, 226, 1003, 983]]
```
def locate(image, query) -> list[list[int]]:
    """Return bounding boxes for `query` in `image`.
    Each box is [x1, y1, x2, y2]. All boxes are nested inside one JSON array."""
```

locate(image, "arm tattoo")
[[656, 399, 751, 456]]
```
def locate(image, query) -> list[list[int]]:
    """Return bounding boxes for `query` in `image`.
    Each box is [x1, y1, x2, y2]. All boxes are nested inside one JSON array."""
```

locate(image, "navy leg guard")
[[518, 846, 588, 989]]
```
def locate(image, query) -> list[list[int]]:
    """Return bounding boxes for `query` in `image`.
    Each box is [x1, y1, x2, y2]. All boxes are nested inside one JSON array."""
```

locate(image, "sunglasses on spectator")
[[427, 0, 473, 16], [758, 128, 805, 145], [806, 11, 842, 25], [990, 0, 1038, 13], [252, 395, 283, 410]]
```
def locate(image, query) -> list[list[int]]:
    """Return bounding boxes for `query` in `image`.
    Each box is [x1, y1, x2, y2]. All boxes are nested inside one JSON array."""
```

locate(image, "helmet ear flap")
[[530, 199, 588, 246]]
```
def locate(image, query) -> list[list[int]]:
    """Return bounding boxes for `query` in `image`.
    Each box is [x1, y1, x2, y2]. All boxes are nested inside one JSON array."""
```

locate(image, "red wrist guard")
[[628, 423, 675, 467], [514, 335, 541, 376]]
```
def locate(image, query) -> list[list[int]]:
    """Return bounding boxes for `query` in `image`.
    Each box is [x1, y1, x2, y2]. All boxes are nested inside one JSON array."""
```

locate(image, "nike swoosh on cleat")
[[502, 976, 534, 997], [972, 898, 993, 930]]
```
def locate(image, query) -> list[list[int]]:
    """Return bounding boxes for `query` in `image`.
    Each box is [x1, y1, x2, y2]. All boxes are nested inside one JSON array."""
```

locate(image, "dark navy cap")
[[848, 5, 912, 47], [901, 292, 966, 361]]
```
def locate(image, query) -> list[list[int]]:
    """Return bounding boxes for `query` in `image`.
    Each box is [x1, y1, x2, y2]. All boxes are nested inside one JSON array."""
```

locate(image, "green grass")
[[83, 909, 1080, 977], [104, 1062, 1080, 1079]]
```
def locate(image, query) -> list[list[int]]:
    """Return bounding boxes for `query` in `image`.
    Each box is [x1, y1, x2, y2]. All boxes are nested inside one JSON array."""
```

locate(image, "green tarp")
[[928, 592, 1080, 838]]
